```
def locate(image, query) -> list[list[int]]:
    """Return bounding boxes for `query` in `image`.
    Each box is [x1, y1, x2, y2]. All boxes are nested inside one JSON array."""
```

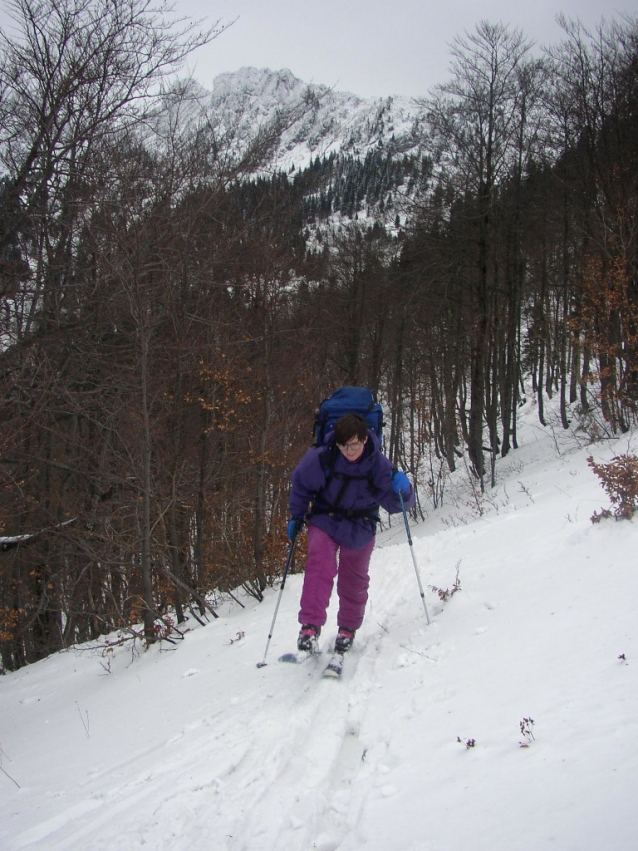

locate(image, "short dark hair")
[[334, 413, 368, 444]]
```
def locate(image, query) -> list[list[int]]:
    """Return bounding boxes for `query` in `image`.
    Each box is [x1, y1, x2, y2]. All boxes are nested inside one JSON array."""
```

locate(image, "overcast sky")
[[176, 0, 634, 99]]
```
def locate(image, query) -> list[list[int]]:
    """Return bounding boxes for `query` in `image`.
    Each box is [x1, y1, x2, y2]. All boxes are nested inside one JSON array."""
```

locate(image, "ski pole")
[[256, 528, 299, 668], [399, 491, 431, 624]]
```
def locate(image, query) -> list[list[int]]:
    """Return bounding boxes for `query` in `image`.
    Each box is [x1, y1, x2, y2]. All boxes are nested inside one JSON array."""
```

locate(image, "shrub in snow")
[[588, 453, 638, 521]]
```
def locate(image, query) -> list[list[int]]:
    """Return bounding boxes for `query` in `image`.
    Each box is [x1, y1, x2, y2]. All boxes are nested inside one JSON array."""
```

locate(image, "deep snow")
[[1, 396, 637, 851]]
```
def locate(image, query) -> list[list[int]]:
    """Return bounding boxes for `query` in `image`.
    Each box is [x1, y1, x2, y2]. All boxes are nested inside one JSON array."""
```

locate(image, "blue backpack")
[[313, 386, 384, 447]]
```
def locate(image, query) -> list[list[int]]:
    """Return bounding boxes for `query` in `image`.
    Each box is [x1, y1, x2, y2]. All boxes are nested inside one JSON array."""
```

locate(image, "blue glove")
[[391, 470, 410, 495], [287, 516, 303, 542]]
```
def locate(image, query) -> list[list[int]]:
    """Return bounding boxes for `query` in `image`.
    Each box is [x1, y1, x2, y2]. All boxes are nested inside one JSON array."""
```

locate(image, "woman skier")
[[287, 412, 415, 655]]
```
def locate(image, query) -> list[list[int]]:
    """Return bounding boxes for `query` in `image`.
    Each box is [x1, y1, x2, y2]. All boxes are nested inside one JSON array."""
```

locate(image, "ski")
[[278, 647, 321, 664], [322, 652, 345, 678]]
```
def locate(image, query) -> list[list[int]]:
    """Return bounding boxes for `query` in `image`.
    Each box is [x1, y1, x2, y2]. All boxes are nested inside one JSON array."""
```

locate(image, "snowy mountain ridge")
[[204, 66, 427, 172]]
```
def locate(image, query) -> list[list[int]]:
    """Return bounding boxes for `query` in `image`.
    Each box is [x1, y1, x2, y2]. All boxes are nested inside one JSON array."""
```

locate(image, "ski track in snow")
[[4, 549, 431, 851]]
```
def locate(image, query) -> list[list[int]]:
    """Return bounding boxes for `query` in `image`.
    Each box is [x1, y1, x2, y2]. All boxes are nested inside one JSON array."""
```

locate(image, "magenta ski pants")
[[298, 525, 375, 631]]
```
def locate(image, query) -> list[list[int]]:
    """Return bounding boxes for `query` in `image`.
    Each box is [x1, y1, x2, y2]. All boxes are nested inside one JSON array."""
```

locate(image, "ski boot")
[[334, 627, 356, 654], [297, 624, 321, 654]]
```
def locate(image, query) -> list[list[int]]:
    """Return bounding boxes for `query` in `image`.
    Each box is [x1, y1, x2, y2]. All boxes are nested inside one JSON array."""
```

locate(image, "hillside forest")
[[0, 0, 636, 669]]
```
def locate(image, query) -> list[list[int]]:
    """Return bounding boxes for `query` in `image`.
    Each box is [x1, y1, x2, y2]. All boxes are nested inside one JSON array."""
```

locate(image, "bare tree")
[[544, 16, 638, 431], [425, 21, 535, 487], [0, 0, 219, 664]]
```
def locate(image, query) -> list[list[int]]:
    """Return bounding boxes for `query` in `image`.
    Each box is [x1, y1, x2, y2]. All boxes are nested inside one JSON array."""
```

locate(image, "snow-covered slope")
[[1, 397, 638, 850]]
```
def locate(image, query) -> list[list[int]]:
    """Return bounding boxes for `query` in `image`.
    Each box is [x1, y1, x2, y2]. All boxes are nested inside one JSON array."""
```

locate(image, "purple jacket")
[[289, 430, 416, 549]]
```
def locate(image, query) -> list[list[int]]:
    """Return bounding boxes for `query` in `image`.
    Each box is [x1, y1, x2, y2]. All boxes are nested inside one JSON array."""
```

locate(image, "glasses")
[[338, 440, 365, 453]]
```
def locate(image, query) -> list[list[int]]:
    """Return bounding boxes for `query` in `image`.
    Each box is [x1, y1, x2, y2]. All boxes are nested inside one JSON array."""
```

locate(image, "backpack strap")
[[311, 444, 380, 523]]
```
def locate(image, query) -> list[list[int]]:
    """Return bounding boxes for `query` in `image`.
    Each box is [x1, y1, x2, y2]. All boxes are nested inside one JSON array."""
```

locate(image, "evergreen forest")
[[0, 0, 636, 669]]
